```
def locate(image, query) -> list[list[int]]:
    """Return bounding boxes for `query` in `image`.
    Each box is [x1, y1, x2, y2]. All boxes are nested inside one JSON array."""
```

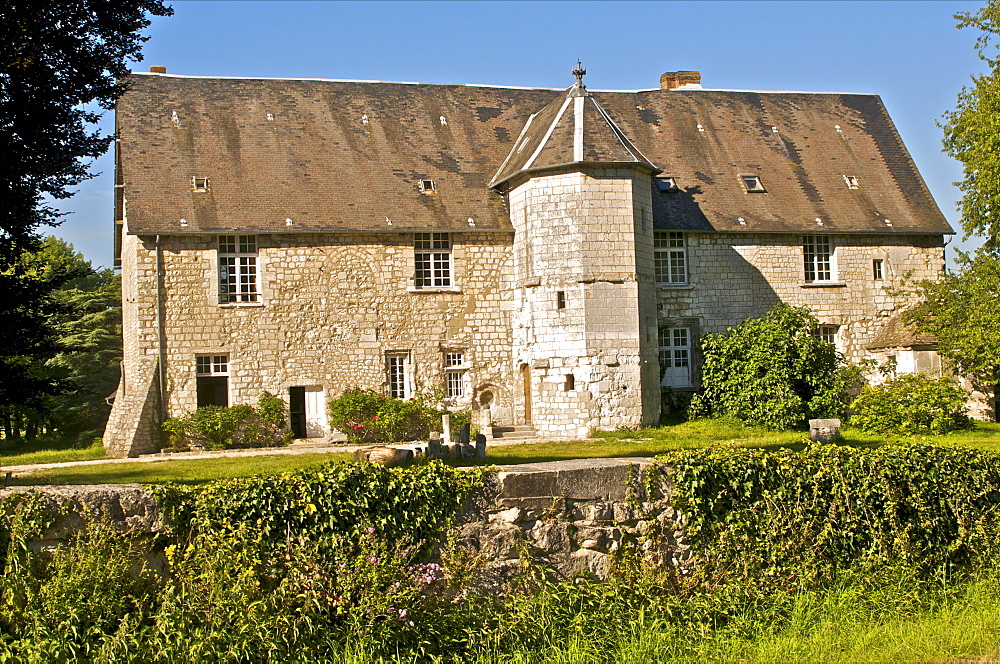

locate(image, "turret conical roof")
[[489, 79, 658, 188]]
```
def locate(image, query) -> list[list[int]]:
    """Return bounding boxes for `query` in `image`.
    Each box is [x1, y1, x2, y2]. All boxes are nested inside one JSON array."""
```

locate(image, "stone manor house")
[[103, 66, 953, 457]]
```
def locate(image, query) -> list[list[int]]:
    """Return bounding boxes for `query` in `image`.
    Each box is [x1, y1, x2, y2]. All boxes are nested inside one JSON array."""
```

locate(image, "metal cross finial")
[[572, 61, 586, 86]]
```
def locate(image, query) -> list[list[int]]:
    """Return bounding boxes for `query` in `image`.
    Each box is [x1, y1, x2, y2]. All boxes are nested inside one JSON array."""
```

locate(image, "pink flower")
[[371, 416, 378, 421], [353, 424, 363, 430]]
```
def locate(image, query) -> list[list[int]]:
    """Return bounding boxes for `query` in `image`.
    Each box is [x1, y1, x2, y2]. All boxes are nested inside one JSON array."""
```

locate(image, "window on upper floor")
[[414, 233, 452, 288], [803, 235, 833, 282], [387, 352, 413, 400], [844, 175, 860, 189], [654, 232, 687, 284], [218, 235, 260, 303], [873, 258, 884, 281], [196, 354, 229, 407], [658, 327, 692, 388]]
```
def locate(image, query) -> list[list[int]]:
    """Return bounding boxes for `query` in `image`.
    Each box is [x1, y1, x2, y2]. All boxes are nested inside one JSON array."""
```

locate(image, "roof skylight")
[[741, 175, 766, 193]]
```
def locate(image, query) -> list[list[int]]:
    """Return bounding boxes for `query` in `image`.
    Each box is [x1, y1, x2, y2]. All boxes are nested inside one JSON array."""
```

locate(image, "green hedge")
[[661, 442, 1000, 588]]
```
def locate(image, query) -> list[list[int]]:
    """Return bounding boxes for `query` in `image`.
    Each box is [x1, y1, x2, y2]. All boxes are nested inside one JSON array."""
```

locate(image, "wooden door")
[[521, 364, 532, 424], [289, 386, 306, 438], [304, 386, 326, 437]]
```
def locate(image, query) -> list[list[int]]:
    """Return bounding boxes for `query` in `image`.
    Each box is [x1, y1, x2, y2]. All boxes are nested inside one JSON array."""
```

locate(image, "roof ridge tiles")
[[131, 72, 880, 96]]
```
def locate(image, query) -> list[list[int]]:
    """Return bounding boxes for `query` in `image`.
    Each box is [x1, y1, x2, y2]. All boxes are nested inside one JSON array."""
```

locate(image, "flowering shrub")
[[329, 387, 469, 444]]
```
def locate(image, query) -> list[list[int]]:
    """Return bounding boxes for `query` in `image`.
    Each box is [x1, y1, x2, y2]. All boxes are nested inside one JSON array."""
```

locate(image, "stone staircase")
[[491, 424, 538, 441]]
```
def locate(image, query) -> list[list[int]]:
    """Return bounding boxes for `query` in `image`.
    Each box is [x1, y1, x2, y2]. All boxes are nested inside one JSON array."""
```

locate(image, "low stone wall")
[[0, 458, 691, 580], [460, 458, 690, 580]]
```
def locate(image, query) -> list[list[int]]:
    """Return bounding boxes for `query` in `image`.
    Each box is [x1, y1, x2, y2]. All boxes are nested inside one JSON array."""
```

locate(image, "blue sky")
[[52, 0, 986, 267]]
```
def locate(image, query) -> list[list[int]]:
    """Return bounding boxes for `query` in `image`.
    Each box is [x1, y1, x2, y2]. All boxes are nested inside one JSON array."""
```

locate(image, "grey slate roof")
[[866, 311, 938, 350], [116, 72, 952, 237], [489, 82, 658, 187]]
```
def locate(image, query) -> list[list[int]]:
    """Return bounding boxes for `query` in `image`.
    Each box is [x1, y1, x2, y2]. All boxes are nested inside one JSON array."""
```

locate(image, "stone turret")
[[490, 67, 661, 437]]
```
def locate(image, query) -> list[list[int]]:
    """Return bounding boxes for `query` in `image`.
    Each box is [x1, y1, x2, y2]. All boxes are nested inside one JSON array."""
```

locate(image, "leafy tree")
[[0, 0, 171, 410], [690, 304, 861, 430], [906, 249, 1000, 419], [941, 1, 1000, 248], [0, 238, 121, 443]]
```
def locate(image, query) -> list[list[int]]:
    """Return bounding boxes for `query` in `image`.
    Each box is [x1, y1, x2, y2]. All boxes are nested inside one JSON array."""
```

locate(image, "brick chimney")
[[149, 65, 167, 74], [660, 71, 701, 90]]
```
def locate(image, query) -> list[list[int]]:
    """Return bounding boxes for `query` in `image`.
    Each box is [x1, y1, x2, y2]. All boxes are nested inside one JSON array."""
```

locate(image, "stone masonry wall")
[[0, 458, 689, 583], [507, 167, 660, 436], [108, 230, 516, 455], [657, 232, 946, 368]]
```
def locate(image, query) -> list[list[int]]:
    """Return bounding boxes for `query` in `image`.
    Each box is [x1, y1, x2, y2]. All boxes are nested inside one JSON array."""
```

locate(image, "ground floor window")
[[196, 355, 229, 407], [387, 353, 413, 399], [658, 328, 692, 388], [444, 351, 466, 398], [818, 325, 839, 345]]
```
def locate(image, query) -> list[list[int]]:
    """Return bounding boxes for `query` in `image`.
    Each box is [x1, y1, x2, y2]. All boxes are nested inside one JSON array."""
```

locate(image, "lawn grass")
[[12, 419, 1000, 486], [9, 451, 354, 486], [0, 437, 107, 467]]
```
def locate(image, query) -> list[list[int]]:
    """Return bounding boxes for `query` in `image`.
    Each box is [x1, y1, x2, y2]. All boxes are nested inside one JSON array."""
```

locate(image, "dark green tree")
[[0, 238, 121, 442], [941, 1, 1000, 248], [0, 0, 170, 411], [690, 304, 861, 430]]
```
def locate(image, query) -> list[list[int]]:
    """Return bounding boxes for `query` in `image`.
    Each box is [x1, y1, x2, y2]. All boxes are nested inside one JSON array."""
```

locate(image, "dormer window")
[[741, 175, 766, 193], [419, 179, 435, 192], [193, 177, 209, 192], [656, 176, 679, 193], [844, 175, 860, 189]]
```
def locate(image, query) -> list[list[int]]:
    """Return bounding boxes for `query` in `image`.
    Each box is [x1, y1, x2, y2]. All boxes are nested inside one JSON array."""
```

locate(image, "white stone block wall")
[[507, 167, 660, 436], [656, 232, 946, 374], [111, 231, 516, 447]]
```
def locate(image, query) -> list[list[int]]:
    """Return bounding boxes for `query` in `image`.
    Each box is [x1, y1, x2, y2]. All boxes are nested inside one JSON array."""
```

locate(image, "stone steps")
[[492, 425, 537, 440]]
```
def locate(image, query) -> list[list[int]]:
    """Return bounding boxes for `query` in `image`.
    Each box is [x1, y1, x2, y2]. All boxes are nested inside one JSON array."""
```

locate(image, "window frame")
[[413, 232, 453, 288], [818, 325, 839, 345], [655, 176, 679, 193], [443, 351, 466, 399], [872, 258, 884, 281], [195, 354, 230, 407], [658, 327, 693, 388], [654, 231, 688, 285], [387, 352, 413, 400], [740, 174, 766, 193], [803, 235, 834, 283], [218, 234, 260, 303]]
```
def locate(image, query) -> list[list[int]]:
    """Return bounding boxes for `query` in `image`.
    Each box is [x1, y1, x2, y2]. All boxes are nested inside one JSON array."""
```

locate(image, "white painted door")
[[304, 386, 328, 438]]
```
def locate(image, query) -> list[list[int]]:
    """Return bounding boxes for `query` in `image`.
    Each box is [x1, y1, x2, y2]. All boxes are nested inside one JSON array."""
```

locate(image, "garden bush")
[[328, 387, 470, 444], [661, 442, 1000, 588], [162, 391, 291, 450], [690, 303, 862, 429], [5, 447, 1000, 660], [850, 373, 973, 435]]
